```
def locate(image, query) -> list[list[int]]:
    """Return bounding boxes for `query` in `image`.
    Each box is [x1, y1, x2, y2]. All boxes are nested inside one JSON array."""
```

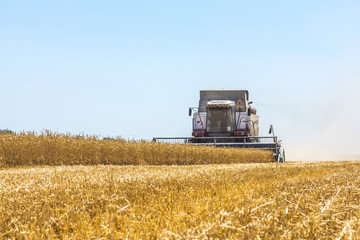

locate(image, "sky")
[[1, 1, 359, 161]]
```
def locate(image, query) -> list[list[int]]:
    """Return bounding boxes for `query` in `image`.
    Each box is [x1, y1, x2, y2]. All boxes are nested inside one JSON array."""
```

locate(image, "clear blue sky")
[[1, 1, 359, 160]]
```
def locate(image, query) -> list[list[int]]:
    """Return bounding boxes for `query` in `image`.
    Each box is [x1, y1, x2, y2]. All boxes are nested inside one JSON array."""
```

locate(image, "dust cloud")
[[285, 51, 360, 161]]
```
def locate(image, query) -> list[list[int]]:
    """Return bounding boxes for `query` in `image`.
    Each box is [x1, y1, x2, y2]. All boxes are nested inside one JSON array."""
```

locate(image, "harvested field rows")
[[0, 132, 272, 167], [1, 161, 360, 239]]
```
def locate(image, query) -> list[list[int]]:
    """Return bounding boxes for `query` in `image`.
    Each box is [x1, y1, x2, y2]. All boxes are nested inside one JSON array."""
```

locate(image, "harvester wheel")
[[282, 149, 286, 162], [277, 149, 285, 163]]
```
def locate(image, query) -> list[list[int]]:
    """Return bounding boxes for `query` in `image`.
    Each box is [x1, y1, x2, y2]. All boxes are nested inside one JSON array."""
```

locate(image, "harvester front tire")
[[277, 149, 285, 163]]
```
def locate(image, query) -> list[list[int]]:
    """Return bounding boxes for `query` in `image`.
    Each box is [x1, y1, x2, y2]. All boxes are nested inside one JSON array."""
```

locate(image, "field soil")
[[1, 161, 359, 239]]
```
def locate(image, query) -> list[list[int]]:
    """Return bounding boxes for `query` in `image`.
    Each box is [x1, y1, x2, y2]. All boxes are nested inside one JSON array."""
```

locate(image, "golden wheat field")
[[0, 131, 272, 167], [0, 132, 359, 239], [1, 161, 360, 239]]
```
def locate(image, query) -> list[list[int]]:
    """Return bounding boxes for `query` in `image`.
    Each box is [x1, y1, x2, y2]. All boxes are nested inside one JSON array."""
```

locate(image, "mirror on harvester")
[[189, 108, 192, 116], [247, 108, 251, 116]]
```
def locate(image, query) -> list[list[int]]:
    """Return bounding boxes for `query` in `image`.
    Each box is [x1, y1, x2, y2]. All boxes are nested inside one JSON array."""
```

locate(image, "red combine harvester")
[[153, 90, 285, 162]]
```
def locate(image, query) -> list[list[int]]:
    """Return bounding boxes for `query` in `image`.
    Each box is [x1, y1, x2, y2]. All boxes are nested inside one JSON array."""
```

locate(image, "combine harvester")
[[153, 90, 285, 162]]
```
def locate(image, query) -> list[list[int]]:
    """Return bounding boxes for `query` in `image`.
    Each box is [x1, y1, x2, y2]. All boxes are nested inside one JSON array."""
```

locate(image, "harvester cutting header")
[[153, 90, 285, 162]]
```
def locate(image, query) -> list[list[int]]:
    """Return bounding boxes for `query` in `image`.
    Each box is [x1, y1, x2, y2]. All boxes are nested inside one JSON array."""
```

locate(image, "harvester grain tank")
[[153, 90, 285, 162]]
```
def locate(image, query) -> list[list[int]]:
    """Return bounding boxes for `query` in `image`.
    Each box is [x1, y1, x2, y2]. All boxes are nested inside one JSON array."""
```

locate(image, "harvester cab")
[[206, 100, 236, 137], [154, 90, 285, 162]]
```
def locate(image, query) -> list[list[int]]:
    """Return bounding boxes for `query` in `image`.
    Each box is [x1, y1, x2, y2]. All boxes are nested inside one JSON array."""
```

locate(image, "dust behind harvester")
[[153, 90, 285, 162]]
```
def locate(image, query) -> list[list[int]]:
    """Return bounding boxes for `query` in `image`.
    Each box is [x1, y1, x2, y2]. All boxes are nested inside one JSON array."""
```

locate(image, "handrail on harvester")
[[152, 136, 277, 142], [152, 136, 278, 150], [153, 136, 277, 140]]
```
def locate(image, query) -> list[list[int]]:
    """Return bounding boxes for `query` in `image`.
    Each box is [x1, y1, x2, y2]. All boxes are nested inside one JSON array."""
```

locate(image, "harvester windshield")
[[207, 107, 234, 134]]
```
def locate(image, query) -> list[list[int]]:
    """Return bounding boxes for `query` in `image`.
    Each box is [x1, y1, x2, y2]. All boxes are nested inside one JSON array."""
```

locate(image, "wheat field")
[[0, 131, 273, 167], [1, 132, 359, 239], [1, 161, 359, 239]]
